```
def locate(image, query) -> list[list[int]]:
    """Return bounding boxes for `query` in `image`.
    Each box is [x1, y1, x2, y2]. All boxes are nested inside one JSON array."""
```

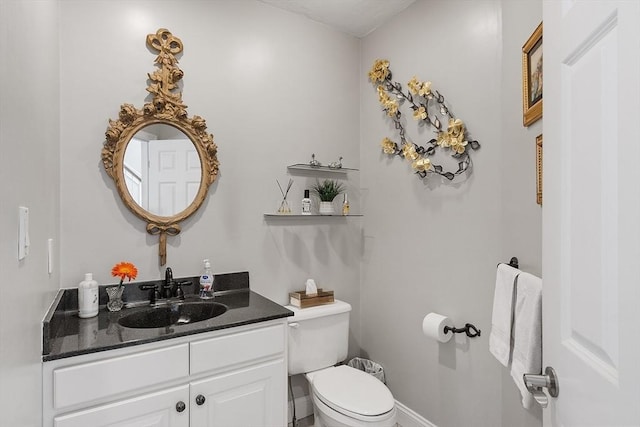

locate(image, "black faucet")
[[163, 267, 174, 298], [139, 283, 161, 305], [138, 267, 174, 305], [175, 281, 186, 300], [138, 268, 191, 305]]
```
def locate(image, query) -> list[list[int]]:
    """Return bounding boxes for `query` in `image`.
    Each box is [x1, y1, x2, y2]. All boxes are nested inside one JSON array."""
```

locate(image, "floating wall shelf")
[[264, 214, 362, 218], [265, 163, 361, 218], [287, 164, 358, 173]]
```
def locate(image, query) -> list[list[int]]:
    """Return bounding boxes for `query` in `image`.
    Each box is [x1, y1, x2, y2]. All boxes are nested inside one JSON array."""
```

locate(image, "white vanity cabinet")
[[51, 385, 190, 427], [43, 320, 288, 427], [190, 360, 285, 426]]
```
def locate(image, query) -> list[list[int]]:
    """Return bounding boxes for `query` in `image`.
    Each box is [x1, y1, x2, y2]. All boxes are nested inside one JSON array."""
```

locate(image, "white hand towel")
[[489, 264, 520, 366], [510, 272, 542, 409]]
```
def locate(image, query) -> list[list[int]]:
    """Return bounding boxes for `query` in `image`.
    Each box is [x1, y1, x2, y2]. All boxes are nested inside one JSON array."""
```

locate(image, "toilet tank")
[[286, 300, 351, 375]]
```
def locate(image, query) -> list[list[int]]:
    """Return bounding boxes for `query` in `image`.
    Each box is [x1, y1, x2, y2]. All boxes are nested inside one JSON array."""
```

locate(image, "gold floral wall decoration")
[[369, 59, 480, 180]]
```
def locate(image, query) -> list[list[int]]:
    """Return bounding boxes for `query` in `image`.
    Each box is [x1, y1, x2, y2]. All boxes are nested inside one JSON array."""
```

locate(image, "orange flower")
[[111, 262, 138, 284]]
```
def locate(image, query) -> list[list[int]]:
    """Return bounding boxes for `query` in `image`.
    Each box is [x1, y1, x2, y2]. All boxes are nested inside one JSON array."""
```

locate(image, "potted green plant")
[[312, 179, 345, 215]]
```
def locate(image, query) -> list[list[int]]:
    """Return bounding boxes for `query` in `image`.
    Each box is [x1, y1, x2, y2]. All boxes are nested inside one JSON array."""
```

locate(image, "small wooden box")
[[289, 289, 334, 308]]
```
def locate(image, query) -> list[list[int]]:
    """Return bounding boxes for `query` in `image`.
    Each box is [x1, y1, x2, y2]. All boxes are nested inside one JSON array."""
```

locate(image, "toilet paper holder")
[[443, 323, 481, 338]]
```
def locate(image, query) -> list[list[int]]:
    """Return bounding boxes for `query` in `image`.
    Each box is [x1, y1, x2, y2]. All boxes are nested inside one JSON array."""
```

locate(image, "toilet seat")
[[309, 365, 395, 421]]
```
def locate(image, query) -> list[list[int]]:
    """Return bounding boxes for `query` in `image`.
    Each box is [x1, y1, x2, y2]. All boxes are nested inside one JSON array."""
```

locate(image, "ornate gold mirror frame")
[[102, 28, 219, 266]]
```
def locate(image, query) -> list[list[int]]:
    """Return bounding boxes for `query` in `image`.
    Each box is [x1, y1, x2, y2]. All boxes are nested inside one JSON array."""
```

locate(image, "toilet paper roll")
[[422, 313, 454, 343]]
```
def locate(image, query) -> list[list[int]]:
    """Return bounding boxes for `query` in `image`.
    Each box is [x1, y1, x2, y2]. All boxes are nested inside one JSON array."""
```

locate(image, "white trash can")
[[347, 357, 386, 384]]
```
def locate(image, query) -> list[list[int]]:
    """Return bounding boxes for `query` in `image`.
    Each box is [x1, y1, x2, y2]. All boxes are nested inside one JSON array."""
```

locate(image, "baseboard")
[[395, 400, 437, 427]]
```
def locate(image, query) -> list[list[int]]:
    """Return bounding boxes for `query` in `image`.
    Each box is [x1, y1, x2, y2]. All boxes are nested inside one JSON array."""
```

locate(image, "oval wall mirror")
[[102, 29, 219, 266]]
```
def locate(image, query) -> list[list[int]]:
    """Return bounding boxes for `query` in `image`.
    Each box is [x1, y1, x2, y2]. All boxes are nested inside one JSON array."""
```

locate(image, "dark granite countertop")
[[42, 271, 292, 361]]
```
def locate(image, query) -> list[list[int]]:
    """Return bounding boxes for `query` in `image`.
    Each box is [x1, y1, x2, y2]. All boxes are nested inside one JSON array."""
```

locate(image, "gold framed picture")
[[536, 134, 543, 205], [523, 22, 543, 127]]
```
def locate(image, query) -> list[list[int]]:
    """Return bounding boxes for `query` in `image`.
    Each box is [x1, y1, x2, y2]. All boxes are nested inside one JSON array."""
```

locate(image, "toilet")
[[286, 300, 397, 427]]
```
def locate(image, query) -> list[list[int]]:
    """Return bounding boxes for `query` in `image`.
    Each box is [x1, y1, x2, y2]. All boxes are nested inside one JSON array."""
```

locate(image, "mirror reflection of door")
[[123, 135, 149, 209], [123, 124, 201, 217], [148, 139, 200, 216]]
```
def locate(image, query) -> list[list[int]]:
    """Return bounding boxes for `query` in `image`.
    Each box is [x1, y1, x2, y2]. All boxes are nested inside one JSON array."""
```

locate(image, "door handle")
[[523, 366, 559, 408]]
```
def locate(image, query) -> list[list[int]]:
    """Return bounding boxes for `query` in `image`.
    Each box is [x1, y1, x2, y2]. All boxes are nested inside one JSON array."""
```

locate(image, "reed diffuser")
[[276, 179, 293, 214]]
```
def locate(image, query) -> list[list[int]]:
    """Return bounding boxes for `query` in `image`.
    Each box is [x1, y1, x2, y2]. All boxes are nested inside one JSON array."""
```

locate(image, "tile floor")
[[295, 415, 314, 427]]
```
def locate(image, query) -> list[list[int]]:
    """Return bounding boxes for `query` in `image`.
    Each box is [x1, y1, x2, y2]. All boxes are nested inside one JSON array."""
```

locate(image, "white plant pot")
[[319, 201, 335, 215]]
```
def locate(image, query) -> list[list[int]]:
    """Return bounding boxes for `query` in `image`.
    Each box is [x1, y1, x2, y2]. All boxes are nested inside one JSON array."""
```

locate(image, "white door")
[[148, 139, 201, 216], [53, 385, 189, 427], [190, 359, 286, 427], [123, 137, 149, 209], [543, 1, 640, 425]]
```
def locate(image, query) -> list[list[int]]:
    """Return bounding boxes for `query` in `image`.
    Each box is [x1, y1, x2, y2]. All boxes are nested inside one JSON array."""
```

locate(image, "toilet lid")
[[311, 365, 395, 417]]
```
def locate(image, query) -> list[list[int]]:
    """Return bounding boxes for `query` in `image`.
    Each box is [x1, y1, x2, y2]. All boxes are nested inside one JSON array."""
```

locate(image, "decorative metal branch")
[[368, 59, 480, 181]]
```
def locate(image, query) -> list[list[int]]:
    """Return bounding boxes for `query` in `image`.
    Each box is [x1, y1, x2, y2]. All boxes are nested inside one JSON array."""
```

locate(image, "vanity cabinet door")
[[53, 384, 189, 427], [190, 358, 286, 427]]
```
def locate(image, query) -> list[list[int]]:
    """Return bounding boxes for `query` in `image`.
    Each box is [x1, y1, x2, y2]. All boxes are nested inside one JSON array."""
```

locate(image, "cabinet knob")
[[176, 401, 186, 412], [196, 394, 206, 406]]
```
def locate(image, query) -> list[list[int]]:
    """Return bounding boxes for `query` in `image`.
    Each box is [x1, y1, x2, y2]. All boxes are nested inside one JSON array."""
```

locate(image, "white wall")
[[499, 1, 543, 426], [360, 1, 540, 426], [500, 0, 542, 278], [0, 0, 60, 425], [58, 0, 362, 323]]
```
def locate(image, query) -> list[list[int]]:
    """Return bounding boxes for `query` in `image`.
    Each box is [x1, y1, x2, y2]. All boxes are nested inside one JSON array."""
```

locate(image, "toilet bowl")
[[305, 365, 396, 427], [286, 300, 397, 427]]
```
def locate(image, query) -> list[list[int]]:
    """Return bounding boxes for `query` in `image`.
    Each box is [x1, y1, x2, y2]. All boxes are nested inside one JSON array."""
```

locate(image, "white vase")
[[319, 201, 335, 215]]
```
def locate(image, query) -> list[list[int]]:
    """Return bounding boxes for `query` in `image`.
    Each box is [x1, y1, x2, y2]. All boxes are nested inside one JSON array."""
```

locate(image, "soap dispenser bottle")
[[78, 273, 99, 318], [199, 259, 215, 299]]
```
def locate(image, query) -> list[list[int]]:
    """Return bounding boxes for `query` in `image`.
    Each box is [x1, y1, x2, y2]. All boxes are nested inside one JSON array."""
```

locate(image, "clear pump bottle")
[[199, 259, 215, 299]]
